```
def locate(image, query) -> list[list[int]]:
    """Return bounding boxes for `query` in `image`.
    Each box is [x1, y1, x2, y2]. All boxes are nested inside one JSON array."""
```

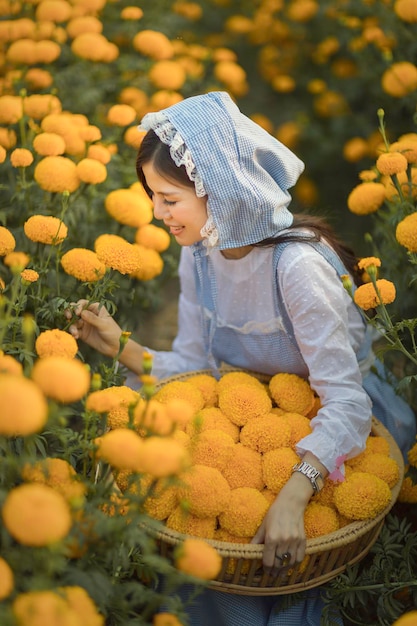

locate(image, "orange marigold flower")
[[86, 384, 139, 413], [132, 474, 178, 521], [61, 247, 106, 282], [190, 428, 235, 471], [154, 380, 205, 413], [133, 397, 173, 436], [130, 245, 164, 281], [140, 436, 190, 478], [153, 612, 183, 626], [0, 127, 17, 150], [365, 435, 391, 456], [376, 151, 408, 176], [353, 279, 396, 310], [132, 29, 174, 60], [347, 181, 386, 215], [0, 374, 48, 436], [0, 145, 6, 163], [357, 256, 382, 271], [31, 356, 90, 403], [35, 39, 62, 64], [240, 413, 292, 453], [185, 373, 218, 408], [381, 62, 417, 97], [222, 442, 264, 490], [0, 225, 16, 256], [218, 383, 272, 426], [124, 125, 145, 149], [343, 137, 369, 163], [148, 60, 187, 90], [396, 213, 417, 252], [166, 505, 217, 539], [25, 68, 54, 90], [0, 557, 14, 600], [175, 537, 222, 580], [392, 611, 417, 626], [36, 0, 72, 22], [105, 188, 153, 228], [2, 483, 72, 546], [394, 0, 417, 22], [78, 124, 102, 143], [21, 269, 39, 284], [390, 138, 417, 164], [23, 94, 62, 120], [0, 94, 23, 124], [76, 157, 107, 184], [283, 412, 313, 448], [95, 233, 141, 274], [269, 372, 314, 416], [165, 398, 196, 432], [59, 586, 104, 626], [10, 147, 34, 167], [66, 15, 103, 38], [22, 457, 86, 505], [178, 464, 231, 517], [87, 143, 112, 164], [12, 590, 78, 626], [408, 440, 417, 467], [24, 215, 68, 245], [135, 223, 171, 252], [398, 475, 417, 503], [107, 103, 137, 126], [334, 471, 392, 520], [186, 407, 239, 441], [349, 452, 400, 488], [4, 250, 30, 270], [304, 502, 339, 538], [71, 32, 111, 62], [0, 353, 23, 375], [219, 486, 269, 537], [35, 328, 78, 359], [262, 447, 300, 493], [359, 169, 378, 182], [34, 155, 80, 193], [121, 7, 144, 20], [95, 428, 144, 471]]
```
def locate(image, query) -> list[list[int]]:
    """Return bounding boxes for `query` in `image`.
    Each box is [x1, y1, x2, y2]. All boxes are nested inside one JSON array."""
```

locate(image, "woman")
[[69, 91, 415, 625]]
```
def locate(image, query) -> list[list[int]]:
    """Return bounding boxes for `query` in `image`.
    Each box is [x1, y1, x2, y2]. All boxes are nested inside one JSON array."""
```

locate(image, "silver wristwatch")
[[292, 461, 324, 494]]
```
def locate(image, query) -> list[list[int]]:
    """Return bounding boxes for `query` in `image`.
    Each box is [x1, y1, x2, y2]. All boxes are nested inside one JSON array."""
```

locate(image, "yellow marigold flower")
[[121, 6, 144, 20], [12, 590, 78, 626], [34, 155, 80, 193], [382, 62, 417, 97], [0, 374, 48, 436], [148, 60, 187, 90], [408, 440, 417, 467], [35, 328, 78, 359], [0, 94, 23, 124], [219, 486, 269, 538], [78, 124, 102, 143], [0, 353, 23, 375], [366, 435, 391, 456], [140, 436, 190, 478], [354, 279, 396, 310], [25, 68, 54, 90], [262, 447, 300, 493], [396, 213, 417, 252], [187, 407, 239, 441], [87, 143, 112, 164], [5, 39, 36, 65], [343, 137, 369, 163], [150, 90, 184, 110], [175, 537, 222, 580], [0, 225, 15, 256], [222, 442, 264, 490], [359, 169, 378, 182], [272, 74, 296, 93], [334, 471, 392, 520], [23, 94, 62, 120], [10, 147, 34, 167], [4, 250, 30, 270], [0, 145, 6, 163], [2, 483, 72, 546], [86, 384, 139, 413], [164, 398, 195, 432], [154, 380, 205, 413], [184, 373, 218, 407], [130, 245, 164, 281], [133, 398, 174, 436], [240, 413, 292, 453], [123, 125, 145, 149], [357, 256, 382, 272], [22, 457, 86, 505], [218, 383, 272, 426], [390, 138, 417, 164], [304, 502, 339, 538], [313, 478, 337, 509], [376, 151, 408, 176], [135, 223, 171, 252], [314, 90, 348, 118], [66, 15, 103, 38], [398, 475, 417, 503], [94, 233, 141, 275], [190, 428, 235, 471], [61, 247, 106, 282], [105, 187, 153, 228], [24, 215, 68, 245], [392, 611, 417, 626], [36, 0, 72, 22], [269, 372, 314, 416], [286, 0, 319, 21], [347, 181, 386, 215], [349, 452, 400, 488], [130, 474, 178, 521], [95, 428, 144, 471], [217, 370, 265, 392], [71, 32, 111, 62], [178, 464, 230, 517], [35, 39, 62, 64], [0, 127, 17, 149], [31, 355, 90, 403], [153, 612, 184, 626], [283, 412, 313, 447], [394, 0, 417, 22], [172, 1, 203, 20], [133, 29, 174, 60], [58, 586, 104, 626], [21, 269, 39, 284], [166, 505, 217, 539], [214, 60, 246, 86], [0, 557, 13, 600], [107, 103, 137, 126], [76, 157, 107, 184]]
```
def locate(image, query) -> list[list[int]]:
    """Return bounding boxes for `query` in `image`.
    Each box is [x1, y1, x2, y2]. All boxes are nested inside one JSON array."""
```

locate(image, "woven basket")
[[147, 369, 404, 595]]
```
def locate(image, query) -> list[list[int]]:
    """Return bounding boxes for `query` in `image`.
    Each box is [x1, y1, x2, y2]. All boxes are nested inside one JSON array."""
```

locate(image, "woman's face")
[[142, 161, 208, 247]]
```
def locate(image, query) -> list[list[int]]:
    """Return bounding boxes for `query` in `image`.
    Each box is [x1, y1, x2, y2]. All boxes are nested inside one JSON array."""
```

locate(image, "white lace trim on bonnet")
[[138, 111, 219, 247]]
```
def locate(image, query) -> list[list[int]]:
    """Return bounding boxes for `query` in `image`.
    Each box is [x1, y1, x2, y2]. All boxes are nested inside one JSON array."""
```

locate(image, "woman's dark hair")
[[136, 130, 361, 285], [136, 129, 193, 197]]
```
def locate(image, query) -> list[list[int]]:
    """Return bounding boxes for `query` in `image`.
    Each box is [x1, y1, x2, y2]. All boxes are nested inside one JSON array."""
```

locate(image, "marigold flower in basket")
[[31, 355, 90, 403], [0, 557, 14, 600], [95, 428, 145, 472], [187, 406, 240, 441], [0, 374, 48, 436], [12, 590, 78, 626], [35, 328, 78, 359], [105, 188, 153, 228], [178, 464, 231, 518], [217, 370, 265, 393], [353, 279, 396, 310], [86, 384, 139, 413], [376, 151, 408, 176], [218, 382, 272, 426], [127, 474, 179, 521], [174, 537, 222, 580], [333, 471, 392, 520], [135, 223, 171, 253], [398, 476, 417, 504], [304, 502, 339, 539], [0, 225, 16, 256], [190, 428, 235, 471], [24, 215, 68, 245], [34, 155, 80, 193], [133, 398, 174, 436], [262, 447, 300, 493], [240, 413, 292, 453], [408, 440, 417, 467], [396, 212, 417, 253], [269, 372, 314, 415], [2, 483, 72, 546], [222, 442, 264, 490], [347, 181, 386, 215], [61, 247, 106, 282], [166, 504, 217, 539], [95, 233, 141, 275], [219, 486, 269, 537], [154, 380, 205, 413], [164, 398, 196, 431], [140, 436, 190, 478], [21, 457, 86, 505], [346, 452, 400, 488]]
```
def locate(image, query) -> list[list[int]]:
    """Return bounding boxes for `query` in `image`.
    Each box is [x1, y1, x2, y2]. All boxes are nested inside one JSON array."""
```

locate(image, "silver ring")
[[276, 552, 291, 565]]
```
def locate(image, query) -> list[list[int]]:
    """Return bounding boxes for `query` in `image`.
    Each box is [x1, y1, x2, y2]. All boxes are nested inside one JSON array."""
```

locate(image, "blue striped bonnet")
[[139, 91, 305, 251]]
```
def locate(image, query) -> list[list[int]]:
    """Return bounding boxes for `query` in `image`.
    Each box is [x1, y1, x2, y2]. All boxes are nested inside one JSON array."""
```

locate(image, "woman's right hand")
[[66, 300, 123, 358]]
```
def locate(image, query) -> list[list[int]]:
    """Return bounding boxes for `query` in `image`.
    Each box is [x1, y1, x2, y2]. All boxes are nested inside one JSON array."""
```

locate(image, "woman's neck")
[[220, 245, 254, 260]]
